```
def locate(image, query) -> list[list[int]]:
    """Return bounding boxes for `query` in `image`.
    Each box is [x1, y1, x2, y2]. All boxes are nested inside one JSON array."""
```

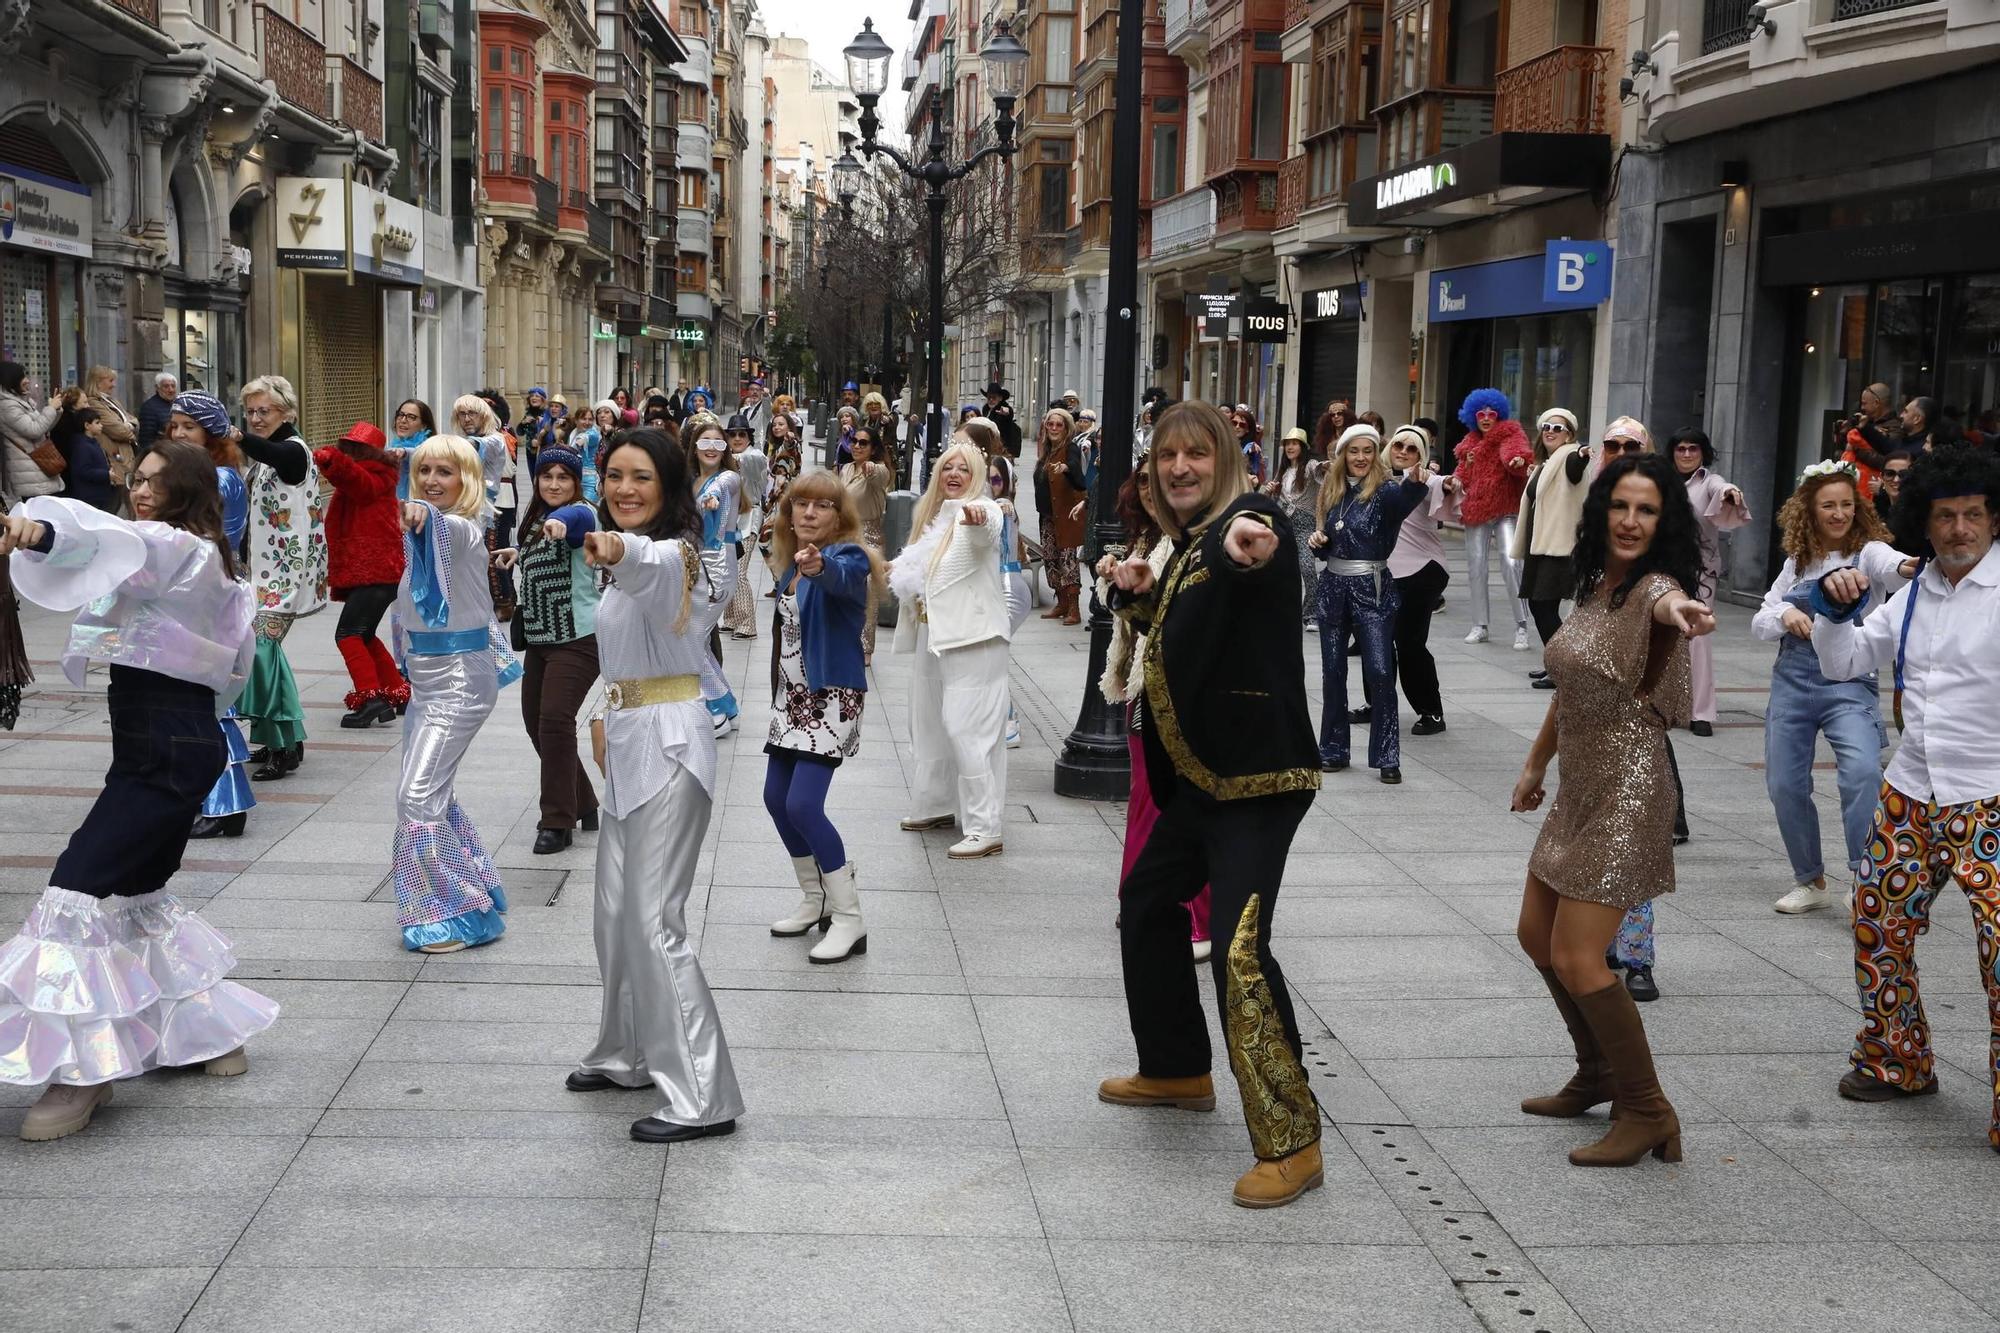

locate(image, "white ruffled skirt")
[[0, 887, 280, 1087]]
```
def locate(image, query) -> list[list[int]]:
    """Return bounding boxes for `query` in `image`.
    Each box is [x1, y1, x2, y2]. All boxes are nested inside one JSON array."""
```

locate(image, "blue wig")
[[1458, 388, 1512, 431]]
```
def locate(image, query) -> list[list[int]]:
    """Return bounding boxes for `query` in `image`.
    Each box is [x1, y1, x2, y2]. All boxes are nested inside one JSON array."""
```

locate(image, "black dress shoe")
[[252, 757, 289, 781], [246, 746, 270, 766], [1624, 966, 1660, 1002], [1347, 706, 1371, 723], [533, 828, 572, 855], [190, 812, 246, 839], [1379, 767, 1402, 785], [1532, 676, 1556, 690], [1689, 720, 1713, 737], [566, 1069, 625, 1092], [580, 810, 599, 832], [1529, 669, 1548, 680], [630, 1115, 737, 1144], [1837, 1068, 1937, 1102], [1319, 758, 1349, 772], [341, 697, 396, 729], [1412, 715, 1446, 736]]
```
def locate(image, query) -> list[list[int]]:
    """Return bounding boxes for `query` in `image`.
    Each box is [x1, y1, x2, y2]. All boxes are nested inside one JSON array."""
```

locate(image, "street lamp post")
[[843, 17, 1027, 477]]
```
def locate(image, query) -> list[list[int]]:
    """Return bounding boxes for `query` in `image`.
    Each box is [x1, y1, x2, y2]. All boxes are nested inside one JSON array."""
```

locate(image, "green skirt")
[[238, 633, 308, 749]]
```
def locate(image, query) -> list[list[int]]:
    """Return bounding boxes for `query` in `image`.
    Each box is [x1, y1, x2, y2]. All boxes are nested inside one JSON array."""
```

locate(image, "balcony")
[[1163, 0, 1209, 54], [486, 151, 536, 178], [1148, 186, 1216, 259], [677, 121, 712, 165], [417, 0, 452, 55], [648, 294, 673, 326], [1701, 0, 1755, 53], [1274, 153, 1306, 231], [677, 34, 711, 86], [588, 203, 614, 253], [678, 206, 711, 253], [533, 174, 560, 227], [677, 290, 713, 322], [332, 57, 384, 144], [107, 0, 159, 23], [1377, 89, 1494, 171], [257, 6, 331, 122], [1495, 45, 1611, 135], [1023, 233, 1068, 276]]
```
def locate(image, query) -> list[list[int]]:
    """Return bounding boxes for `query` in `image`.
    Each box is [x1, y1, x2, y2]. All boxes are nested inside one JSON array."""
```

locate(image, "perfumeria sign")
[[1376, 163, 1457, 212]]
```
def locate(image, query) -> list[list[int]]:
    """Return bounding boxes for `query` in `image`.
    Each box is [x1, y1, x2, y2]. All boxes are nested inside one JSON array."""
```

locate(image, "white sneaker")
[[1512, 625, 1532, 651], [947, 834, 1004, 859], [1005, 720, 1021, 749], [1774, 883, 1834, 914], [1191, 939, 1212, 963], [1464, 626, 1489, 644], [711, 712, 736, 737]]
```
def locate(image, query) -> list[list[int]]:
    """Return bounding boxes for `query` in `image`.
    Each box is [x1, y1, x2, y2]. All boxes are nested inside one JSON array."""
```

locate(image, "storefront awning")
[[1346, 133, 1611, 229]]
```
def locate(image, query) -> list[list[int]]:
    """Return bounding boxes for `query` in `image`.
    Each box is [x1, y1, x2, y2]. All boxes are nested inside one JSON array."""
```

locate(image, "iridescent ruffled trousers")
[[0, 888, 279, 1087], [200, 709, 257, 819], [391, 651, 507, 951], [579, 761, 743, 1127]]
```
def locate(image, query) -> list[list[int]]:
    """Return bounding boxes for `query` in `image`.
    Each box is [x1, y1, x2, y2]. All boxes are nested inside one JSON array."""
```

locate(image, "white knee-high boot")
[[809, 862, 867, 963], [770, 854, 829, 937]]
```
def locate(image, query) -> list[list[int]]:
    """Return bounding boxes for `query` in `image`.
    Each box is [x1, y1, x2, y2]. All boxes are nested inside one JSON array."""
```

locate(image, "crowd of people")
[[2, 361, 1997, 1218]]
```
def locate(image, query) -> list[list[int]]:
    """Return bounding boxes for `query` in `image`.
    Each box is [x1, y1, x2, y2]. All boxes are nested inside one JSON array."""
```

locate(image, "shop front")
[[1182, 284, 1289, 429], [1294, 282, 1363, 430], [0, 163, 92, 392], [1425, 241, 1612, 436]]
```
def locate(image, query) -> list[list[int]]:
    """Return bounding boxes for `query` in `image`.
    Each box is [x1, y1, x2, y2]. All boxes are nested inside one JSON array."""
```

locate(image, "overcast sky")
[[760, 0, 913, 142]]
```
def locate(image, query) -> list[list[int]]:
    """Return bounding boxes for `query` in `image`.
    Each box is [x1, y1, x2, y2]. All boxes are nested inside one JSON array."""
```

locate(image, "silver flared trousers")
[[581, 761, 743, 1125]]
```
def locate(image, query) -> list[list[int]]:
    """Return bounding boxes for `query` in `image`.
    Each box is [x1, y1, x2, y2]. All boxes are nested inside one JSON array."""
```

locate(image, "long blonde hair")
[[908, 440, 993, 538], [769, 470, 886, 592], [1316, 426, 1389, 522], [450, 394, 500, 438], [1142, 401, 1249, 539], [408, 434, 490, 521]]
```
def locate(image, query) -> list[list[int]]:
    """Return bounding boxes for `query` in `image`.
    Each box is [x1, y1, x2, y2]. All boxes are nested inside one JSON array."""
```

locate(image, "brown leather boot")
[[1040, 587, 1066, 619], [1522, 966, 1613, 1117], [1233, 1140, 1323, 1208], [1061, 587, 1081, 625], [1097, 1072, 1216, 1110], [1568, 979, 1681, 1166]]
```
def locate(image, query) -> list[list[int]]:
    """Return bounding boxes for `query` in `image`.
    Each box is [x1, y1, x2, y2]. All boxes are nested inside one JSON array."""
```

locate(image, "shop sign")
[[1347, 133, 1611, 227], [0, 164, 92, 259], [592, 319, 618, 341], [1428, 246, 1615, 324], [1299, 283, 1365, 322], [1376, 162, 1458, 212], [1241, 297, 1291, 344], [275, 176, 348, 270], [352, 186, 422, 285]]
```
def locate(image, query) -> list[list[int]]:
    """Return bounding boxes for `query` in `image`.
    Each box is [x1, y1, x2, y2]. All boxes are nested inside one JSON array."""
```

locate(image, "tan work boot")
[[19, 1082, 114, 1142], [1233, 1140, 1324, 1208], [1097, 1072, 1215, 1111]]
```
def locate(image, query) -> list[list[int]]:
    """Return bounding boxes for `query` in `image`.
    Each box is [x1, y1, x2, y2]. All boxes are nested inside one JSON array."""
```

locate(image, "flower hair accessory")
[[1798, 458, 1859, 486]]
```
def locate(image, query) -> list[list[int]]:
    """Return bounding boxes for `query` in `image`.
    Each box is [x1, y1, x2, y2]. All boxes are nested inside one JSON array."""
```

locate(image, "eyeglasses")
[[394, 410, 421, 422], [1599, 438, 1643, 455], [129, 474, 162, 493]]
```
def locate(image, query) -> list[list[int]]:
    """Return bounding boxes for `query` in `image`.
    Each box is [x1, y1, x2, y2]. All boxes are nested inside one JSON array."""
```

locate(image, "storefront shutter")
[[301, 277, 382, 442], [1296, 318, 1359, 428], [0, 252, 53, 389]]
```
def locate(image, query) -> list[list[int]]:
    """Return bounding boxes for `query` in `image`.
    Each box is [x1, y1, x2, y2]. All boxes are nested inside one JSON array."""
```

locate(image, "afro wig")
[[1890, 442, 2000, 559], [1458, 388, 1513, 431]]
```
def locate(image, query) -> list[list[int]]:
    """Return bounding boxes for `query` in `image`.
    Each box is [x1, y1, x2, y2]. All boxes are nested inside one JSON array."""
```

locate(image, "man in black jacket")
[[1098, 400, 1325, 1210], [136, 371, 178, 454]]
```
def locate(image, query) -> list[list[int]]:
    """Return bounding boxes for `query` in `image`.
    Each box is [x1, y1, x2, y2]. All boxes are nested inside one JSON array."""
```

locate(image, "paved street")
[[4, 505, 1999, 1332]]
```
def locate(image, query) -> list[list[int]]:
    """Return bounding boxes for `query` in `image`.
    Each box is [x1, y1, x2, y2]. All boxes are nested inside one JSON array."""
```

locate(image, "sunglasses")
[[1599, 438, 1643, 455], [1672, 443, 1704, 454], [1539, 423, 1570, 435]]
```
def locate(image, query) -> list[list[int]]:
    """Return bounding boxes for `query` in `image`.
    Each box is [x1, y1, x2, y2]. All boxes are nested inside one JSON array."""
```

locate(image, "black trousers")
[[52, 667, 225, 900], [335, 583, 396, 640], [522, 636, 601, 829], [1366, 561, 1450, 718], [1528, 598, 1564, 645], [1120, 782, 1313, 1078]]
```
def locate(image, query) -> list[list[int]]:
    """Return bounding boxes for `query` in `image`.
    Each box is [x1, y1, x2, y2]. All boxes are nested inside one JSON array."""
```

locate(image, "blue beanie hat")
[[534, 446, 585, 479], [173, 390, 232, 438]]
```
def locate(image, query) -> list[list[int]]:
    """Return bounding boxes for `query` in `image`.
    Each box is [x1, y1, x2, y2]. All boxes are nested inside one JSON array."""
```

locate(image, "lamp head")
[[843, 18, 894, 101], [982, 20, 1028, 103]]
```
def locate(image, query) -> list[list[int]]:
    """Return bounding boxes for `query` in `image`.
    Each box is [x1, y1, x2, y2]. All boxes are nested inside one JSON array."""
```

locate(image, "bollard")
[[877, 489, 917, 628]]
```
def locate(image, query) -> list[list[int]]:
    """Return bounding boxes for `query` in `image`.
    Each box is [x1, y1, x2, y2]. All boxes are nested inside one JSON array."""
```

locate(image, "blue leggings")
[[763, 750, 846, 869]]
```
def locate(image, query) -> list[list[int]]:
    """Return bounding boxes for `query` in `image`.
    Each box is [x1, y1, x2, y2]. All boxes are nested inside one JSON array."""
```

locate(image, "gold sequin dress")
[[1527, 573, 1692, 910]]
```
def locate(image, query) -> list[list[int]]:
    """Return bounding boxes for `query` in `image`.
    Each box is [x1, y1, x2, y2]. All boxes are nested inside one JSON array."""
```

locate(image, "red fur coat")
[[313, 446, 406, 594], [1452, 419, 1534, 528]]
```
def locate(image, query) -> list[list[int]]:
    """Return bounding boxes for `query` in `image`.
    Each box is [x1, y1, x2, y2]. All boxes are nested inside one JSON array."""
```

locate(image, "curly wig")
[[1890, 442, 2000, 559], [1570, 453, 1703, 609], [1457, 387, 1513, 431], [1777, 471, 1890, 568]]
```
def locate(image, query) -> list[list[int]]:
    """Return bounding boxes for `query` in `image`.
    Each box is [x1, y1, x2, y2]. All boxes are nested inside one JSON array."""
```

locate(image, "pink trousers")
[[1122, 726, 1211, 943]]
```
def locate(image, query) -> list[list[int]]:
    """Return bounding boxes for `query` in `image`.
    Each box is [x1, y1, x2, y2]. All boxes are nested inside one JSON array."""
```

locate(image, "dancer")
[[986, 445, 1032, 749], [1034, 407, 1086, 625], [1810, 444, 2000, 1148], [512, 446, 602, 854], [1511, 452, 1712, 1166], [452, 394, 515, 624], [313, 421, 409, 729], [566, 428, 744, 1144], [1096, 467, 1212, 960], [841, 423, 892, 660], [389, 435, 511, 953], [1265, 426, 1325, 629], [1098, 400, 1323, 1208], [1447, 388, 1533, 649], [0, 443, 279, 1140], [235, 377, 323, 780], [1668, 426, 1751, 736], [168, 394, 258, 839], [578, 401, 619, 504], [690, 417, 745, 735], [0, 532, 28, 731], [763, 471, 879, 963], [1755, 461, 1910, 914], [1380, 425, 1453, 735], [388, 398, 435, 499], [890, 440, 1012, 859], [719, 413, 768, 640], [1512, 408, 1591, 687], [1310, 424, 1430, 784]]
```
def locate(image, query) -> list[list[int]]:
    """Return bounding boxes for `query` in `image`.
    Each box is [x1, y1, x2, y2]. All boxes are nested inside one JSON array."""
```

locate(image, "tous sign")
[[1376, 162, 1458, 211]]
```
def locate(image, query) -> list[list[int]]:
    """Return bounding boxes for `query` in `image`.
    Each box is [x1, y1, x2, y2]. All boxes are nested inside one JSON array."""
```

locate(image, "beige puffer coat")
[[0, 389, 62, 503]]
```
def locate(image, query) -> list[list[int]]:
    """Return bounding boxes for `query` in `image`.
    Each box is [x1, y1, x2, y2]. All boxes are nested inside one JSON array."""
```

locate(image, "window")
[[679, 170, 707, 208], [1151, 124, 1179, 198], [1446, 0, 1500, 87], [1251, 65, 1285, 161], [1038, 164, 1067, 234], [488, 46, 502, 72], [549, 134, 564, 192], [511, 48, 527, 75], [415, 83, 445, 211], [1045, 17, 1073, 81], [509, 89, 527, 156]]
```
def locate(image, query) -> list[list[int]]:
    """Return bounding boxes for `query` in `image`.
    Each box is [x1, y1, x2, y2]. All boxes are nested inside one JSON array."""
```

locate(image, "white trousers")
[[907, 627, 1010, 840], [1464, 516, 1528, 630]]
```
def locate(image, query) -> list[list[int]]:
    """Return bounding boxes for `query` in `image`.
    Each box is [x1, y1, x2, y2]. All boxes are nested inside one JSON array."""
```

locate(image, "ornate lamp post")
[[842, 17, 1028, 471]]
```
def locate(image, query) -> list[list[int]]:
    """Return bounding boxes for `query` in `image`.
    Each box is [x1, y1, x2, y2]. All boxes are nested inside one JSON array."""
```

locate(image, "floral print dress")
[[764, 575, 864, 763]]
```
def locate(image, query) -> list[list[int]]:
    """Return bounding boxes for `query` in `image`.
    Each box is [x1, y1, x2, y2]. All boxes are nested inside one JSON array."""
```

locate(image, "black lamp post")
[[843, 17, 1028, 475]]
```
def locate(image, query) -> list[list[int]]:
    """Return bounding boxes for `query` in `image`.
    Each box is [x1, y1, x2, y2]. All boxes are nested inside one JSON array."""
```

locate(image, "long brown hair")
[[1142, 401, 1249, 540], [769, 469, 885, 592], [1777, 471, 1892, 567], [143, 440, 237, 579]]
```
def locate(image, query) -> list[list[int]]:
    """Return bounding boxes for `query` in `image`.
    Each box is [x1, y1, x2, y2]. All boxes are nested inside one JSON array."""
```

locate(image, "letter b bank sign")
[[1542, 241, 1611, 306]]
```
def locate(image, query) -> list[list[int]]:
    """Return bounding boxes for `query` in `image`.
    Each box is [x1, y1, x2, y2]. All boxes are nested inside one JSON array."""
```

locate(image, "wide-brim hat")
[[983, 382, 1010, 398], [12, 495, 149, 611]]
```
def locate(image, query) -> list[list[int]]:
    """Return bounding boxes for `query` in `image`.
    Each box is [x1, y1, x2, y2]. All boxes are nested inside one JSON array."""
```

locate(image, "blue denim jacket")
[[787, 542, 871, 693]]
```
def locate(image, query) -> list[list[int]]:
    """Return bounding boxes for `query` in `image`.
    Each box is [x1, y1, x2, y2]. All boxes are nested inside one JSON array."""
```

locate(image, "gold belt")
[[603, 673, 701, 711]]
